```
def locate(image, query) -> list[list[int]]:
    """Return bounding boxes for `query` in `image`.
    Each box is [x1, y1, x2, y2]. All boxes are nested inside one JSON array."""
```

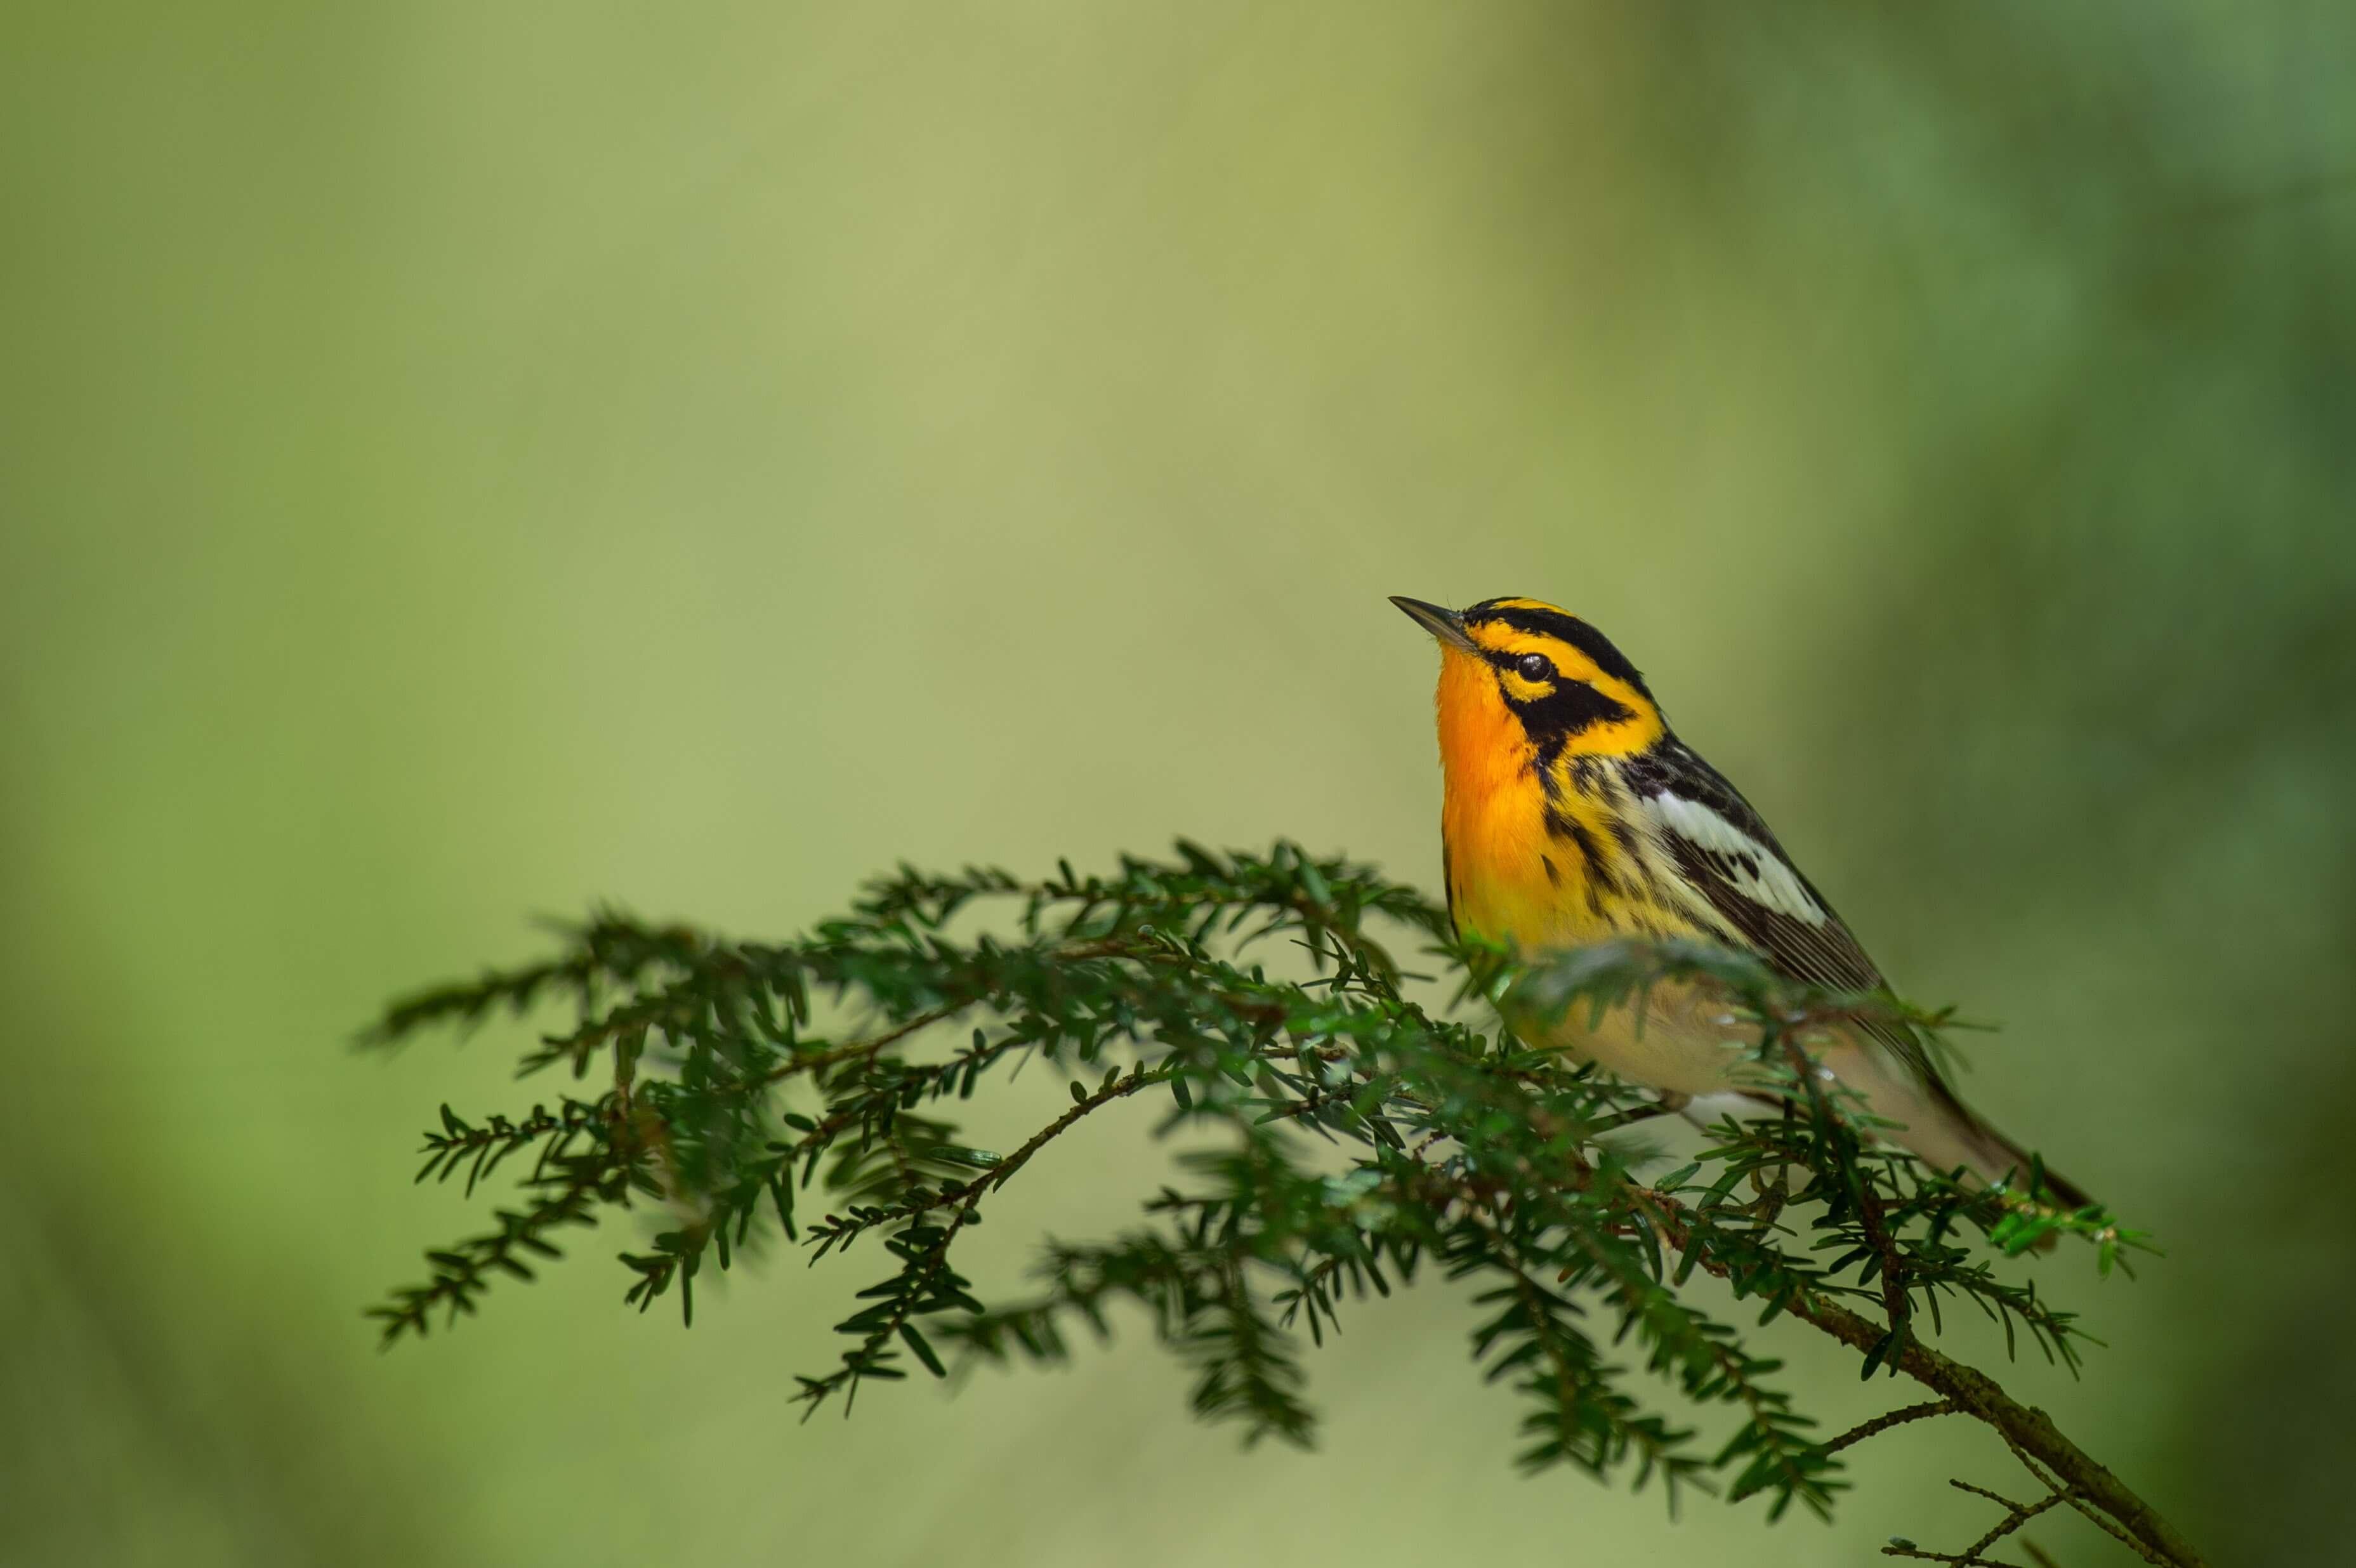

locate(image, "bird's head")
[[1390, 595, 1666, 769]]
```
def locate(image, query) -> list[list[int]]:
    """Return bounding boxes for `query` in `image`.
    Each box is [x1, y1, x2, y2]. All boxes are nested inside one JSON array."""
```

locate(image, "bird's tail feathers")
[[1930, 1081, 2093, 1212]]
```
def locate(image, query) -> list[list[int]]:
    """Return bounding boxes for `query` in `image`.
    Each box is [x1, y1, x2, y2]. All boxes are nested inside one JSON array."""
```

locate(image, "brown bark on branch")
[[1794, 1295, 2199, 1567], [1634, 1192, 2203, 1567]]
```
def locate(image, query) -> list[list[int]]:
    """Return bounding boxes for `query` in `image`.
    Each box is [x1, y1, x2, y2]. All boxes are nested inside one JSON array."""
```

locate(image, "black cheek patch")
[[1513, 680, 1637, 742]]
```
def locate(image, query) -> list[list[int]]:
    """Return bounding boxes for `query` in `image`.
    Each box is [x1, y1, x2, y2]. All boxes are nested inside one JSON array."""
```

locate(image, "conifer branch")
[[1820, 1399, 1960, 1457], [364, 841, 2192, 1563]]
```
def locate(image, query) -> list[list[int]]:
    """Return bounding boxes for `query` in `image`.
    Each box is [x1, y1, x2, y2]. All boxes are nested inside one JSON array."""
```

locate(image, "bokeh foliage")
[[4, 4, 2350, 1565]]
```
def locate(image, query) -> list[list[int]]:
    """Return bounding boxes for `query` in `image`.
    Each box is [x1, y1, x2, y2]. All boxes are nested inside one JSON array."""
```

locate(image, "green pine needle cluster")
[[363, 841, 2194, 1564]]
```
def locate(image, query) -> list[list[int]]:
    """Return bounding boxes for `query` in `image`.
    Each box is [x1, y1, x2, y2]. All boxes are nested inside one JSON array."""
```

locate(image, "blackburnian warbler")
[[1393, 594, 2086, 1208]]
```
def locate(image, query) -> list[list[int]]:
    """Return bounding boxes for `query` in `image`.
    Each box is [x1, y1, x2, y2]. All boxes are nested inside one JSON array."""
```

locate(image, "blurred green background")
[[6, 4, 2352, 1564]]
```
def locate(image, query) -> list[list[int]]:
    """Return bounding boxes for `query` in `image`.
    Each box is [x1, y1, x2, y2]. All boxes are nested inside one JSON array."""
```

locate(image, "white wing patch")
[[1642, 791, 1828, 926]]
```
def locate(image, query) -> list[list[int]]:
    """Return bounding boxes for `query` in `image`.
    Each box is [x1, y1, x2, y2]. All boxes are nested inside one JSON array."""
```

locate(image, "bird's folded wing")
[[1627, 747, 1939, 1086]]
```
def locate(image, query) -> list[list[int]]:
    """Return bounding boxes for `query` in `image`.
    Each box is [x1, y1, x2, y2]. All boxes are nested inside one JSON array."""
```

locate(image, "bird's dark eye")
[[1516, 653, 1555, 683]]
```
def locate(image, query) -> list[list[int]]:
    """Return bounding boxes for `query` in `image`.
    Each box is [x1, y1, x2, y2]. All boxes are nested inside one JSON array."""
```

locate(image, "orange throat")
[[1435, 650, 1559, 948]]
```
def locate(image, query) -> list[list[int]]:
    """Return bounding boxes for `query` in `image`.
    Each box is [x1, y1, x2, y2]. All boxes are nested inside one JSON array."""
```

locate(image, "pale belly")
[[1509, 977, 1774, 1098], [1510, 972, 2013, 1190]]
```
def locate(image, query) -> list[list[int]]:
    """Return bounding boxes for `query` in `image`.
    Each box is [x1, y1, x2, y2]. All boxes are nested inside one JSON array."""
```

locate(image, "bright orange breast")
[[1436, 649, 1569, 947]]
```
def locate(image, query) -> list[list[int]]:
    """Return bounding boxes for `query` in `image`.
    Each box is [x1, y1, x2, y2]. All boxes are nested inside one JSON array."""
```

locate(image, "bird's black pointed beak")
[[1390, 596, 1480, 654]]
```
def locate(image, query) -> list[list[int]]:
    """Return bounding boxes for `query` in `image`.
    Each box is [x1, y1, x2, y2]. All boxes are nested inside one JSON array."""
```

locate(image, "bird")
[[1392, 593, 2088, 1208]]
